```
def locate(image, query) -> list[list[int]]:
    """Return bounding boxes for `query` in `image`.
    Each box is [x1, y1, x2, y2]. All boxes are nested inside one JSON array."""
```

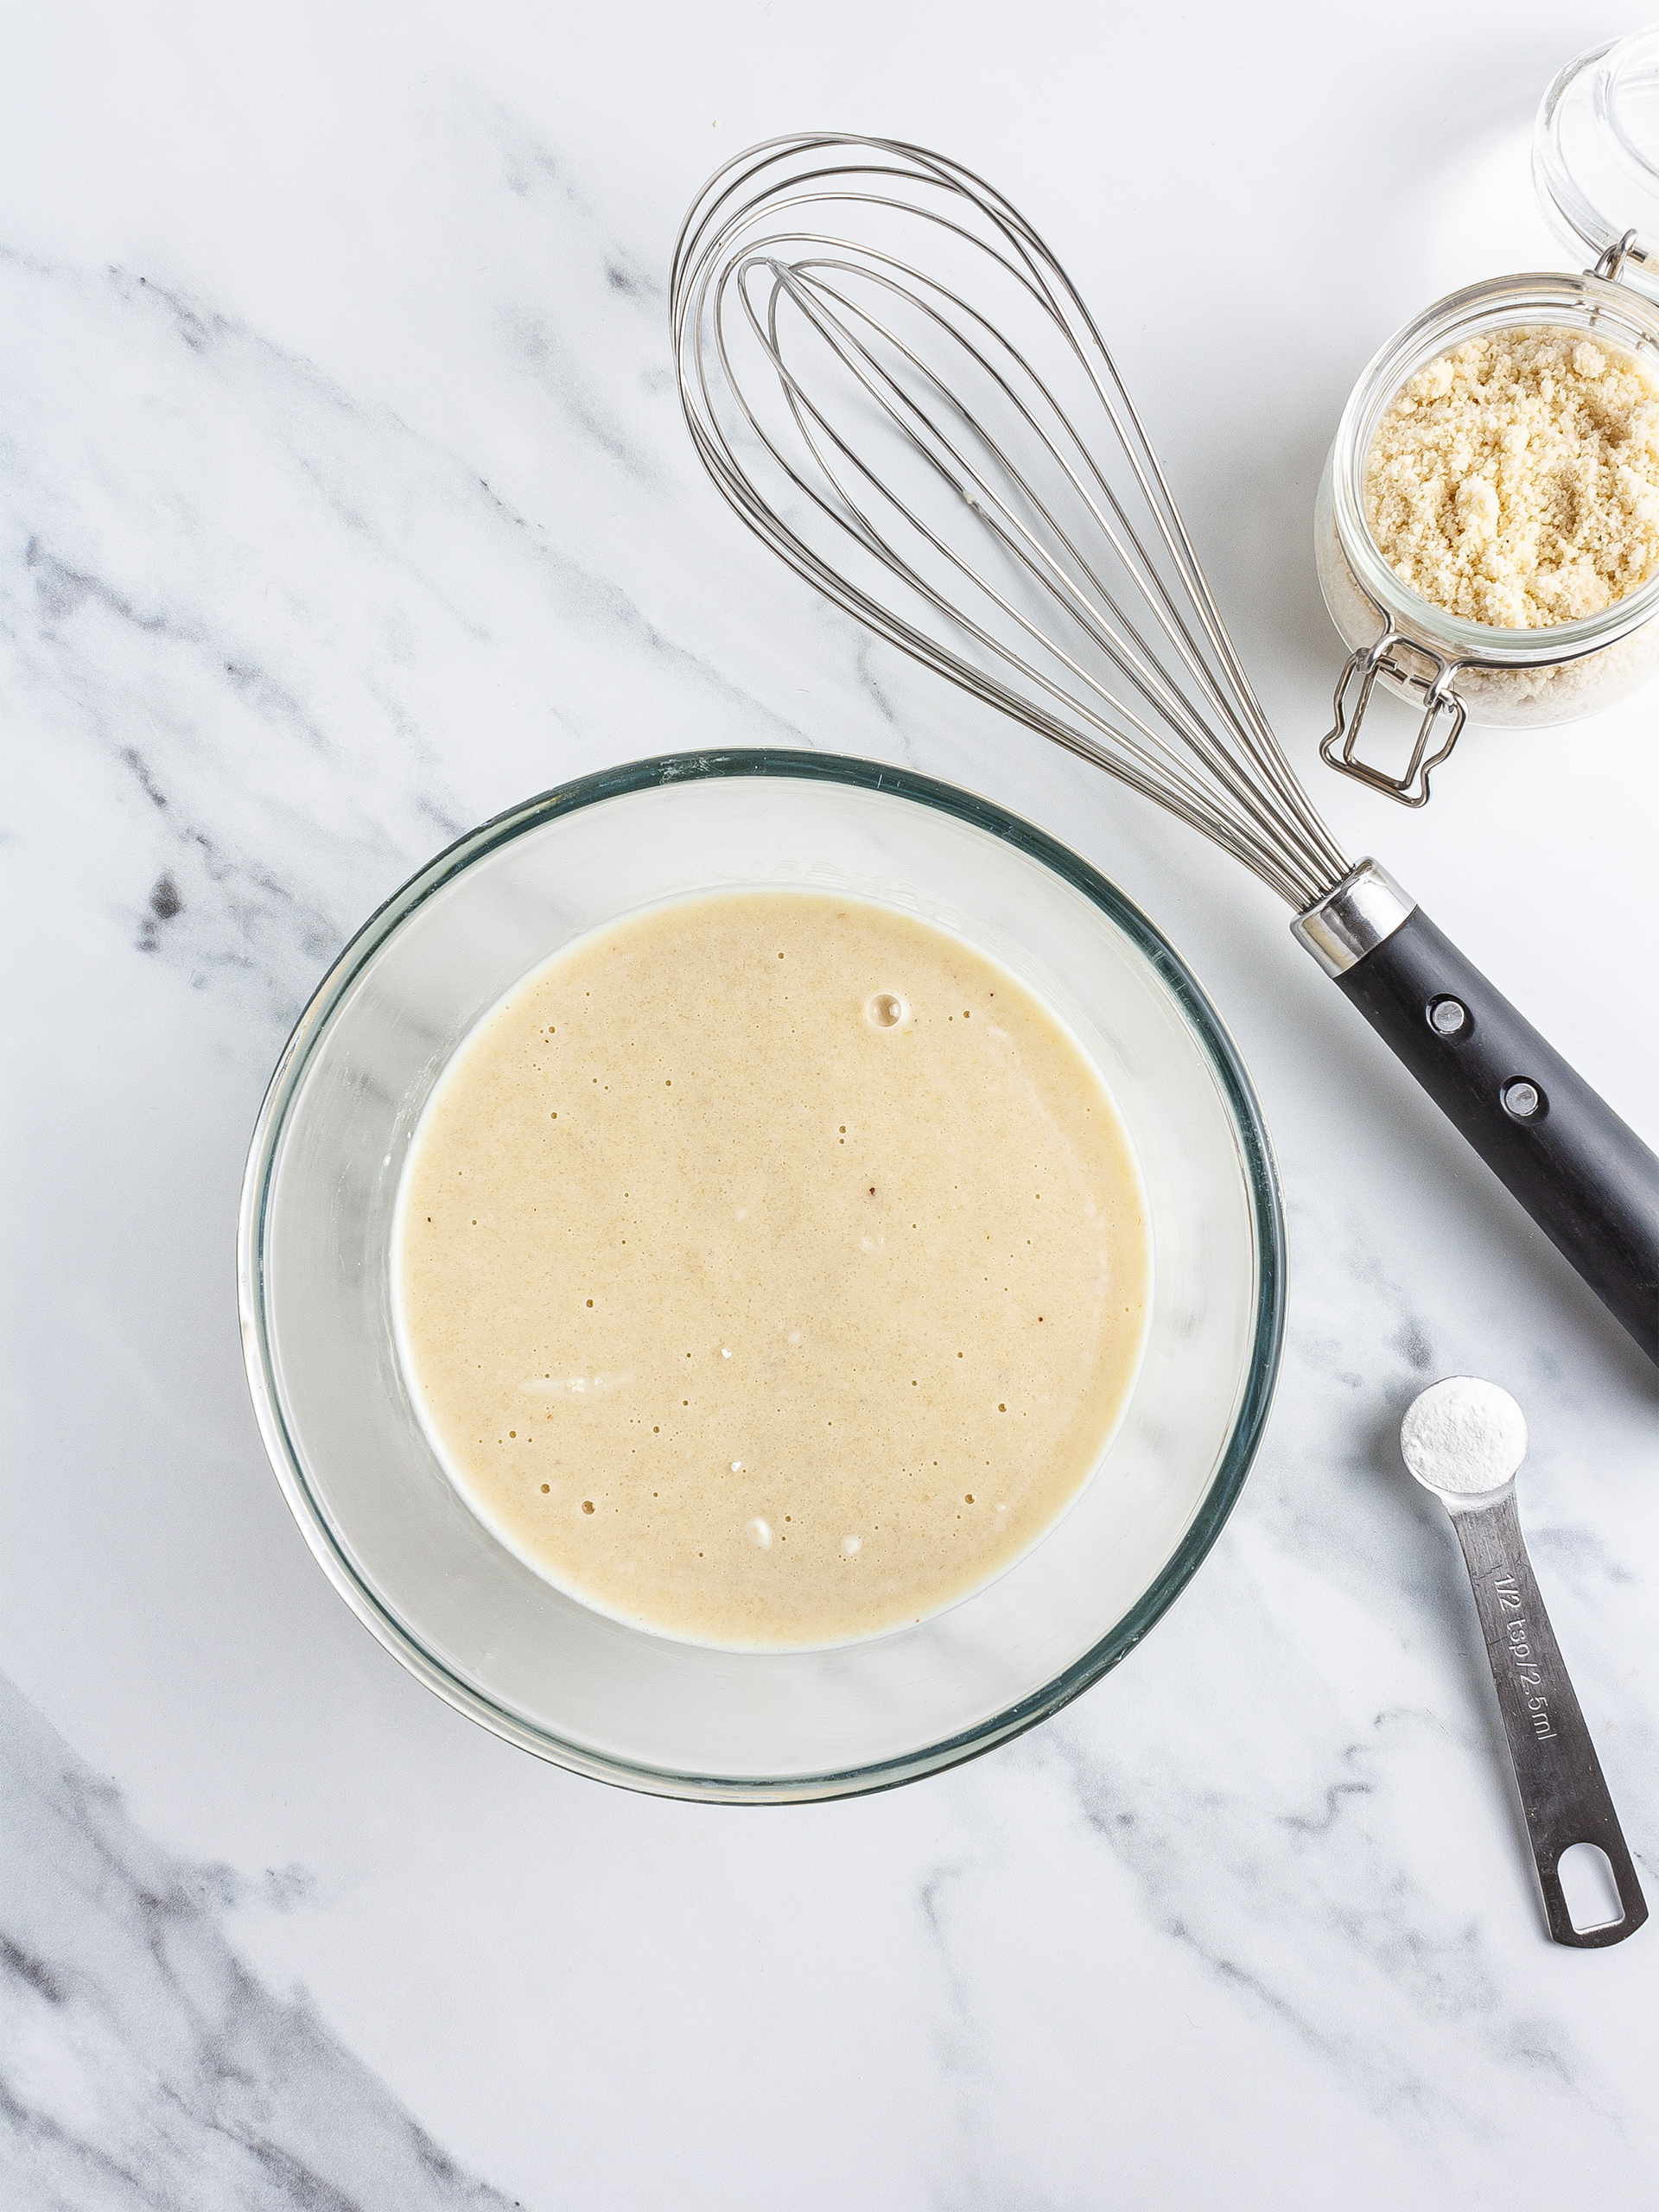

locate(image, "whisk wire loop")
[[761, 258, 1339, 884], [672, 135, 1351, 912], [750, 271, 1318, 900]]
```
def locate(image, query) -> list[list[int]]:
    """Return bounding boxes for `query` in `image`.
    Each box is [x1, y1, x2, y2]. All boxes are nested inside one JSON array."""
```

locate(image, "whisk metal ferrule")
[[1290, 861, 1416, 979]]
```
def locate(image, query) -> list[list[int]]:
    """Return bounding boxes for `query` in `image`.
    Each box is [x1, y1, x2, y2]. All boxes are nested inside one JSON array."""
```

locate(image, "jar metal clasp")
[[1591, 227, 1642, 284], [1319, 630, 1467, 808]]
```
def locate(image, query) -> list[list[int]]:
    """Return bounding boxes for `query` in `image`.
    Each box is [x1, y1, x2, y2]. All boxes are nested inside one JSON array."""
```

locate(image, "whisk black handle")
[[1294, 862, 1659, 1363]]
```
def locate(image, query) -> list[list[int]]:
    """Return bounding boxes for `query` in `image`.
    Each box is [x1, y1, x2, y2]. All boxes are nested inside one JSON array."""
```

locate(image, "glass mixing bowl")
[[238, 752, 1284, 1801]]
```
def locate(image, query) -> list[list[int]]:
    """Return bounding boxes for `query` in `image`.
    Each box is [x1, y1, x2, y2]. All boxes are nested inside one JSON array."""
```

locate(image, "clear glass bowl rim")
[[1331, 268, 1659, 666], [238, 748, 1287, 1802]]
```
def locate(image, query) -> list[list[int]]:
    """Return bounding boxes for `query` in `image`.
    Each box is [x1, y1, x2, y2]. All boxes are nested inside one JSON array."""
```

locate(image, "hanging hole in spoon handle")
[[1448, 1489, 1647, 1948], [1294, 863, 1659, 1364]]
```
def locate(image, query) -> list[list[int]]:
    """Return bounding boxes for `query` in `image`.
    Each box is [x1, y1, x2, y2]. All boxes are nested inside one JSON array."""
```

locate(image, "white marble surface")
[[4, 2, 1658, 2203]]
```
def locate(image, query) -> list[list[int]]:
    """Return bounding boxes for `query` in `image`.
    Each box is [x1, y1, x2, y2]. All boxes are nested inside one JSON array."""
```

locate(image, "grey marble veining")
[[1, 1674, 524, 2210], [4, 3, 1657, 2207]]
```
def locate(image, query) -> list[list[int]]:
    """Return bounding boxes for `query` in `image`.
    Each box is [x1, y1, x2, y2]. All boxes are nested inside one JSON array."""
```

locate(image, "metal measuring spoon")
[[1402, 1377, 1646, 1948]]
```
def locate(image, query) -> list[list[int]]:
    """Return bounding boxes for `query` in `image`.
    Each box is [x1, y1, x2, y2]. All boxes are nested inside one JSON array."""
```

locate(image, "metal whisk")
[[671, 134, 1659, 1363], [673, 134, 1350, 913]]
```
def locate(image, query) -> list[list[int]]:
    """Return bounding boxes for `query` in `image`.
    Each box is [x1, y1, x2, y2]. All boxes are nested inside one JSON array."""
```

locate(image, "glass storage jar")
[[1315, 29, 1659, 803]]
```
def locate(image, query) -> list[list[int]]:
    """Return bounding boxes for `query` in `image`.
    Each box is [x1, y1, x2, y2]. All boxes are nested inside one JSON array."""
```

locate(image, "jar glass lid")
[[1535, 29, 1659, 291]]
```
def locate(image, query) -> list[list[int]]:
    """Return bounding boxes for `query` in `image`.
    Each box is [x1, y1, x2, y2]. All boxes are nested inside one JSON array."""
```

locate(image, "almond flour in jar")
[[1315, 272, 1659, 735], [1313, 35, 1659, 766], [1364, 327, 1659, 629]]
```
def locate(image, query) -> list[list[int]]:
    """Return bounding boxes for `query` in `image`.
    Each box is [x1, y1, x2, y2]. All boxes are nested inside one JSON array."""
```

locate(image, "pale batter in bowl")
[[397, 893, 1149, 1648]]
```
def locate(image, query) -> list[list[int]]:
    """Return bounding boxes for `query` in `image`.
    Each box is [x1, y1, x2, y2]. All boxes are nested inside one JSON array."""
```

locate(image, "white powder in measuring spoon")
[[1400, 1376, 1529, 1497]]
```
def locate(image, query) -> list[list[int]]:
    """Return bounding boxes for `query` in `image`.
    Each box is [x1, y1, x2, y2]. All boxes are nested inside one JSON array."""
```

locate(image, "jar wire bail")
[[1319, 593, 1469, 810]]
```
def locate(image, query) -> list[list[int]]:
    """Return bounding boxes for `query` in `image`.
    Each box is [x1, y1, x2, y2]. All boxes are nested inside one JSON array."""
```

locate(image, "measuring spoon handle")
[[1450, 1491, 1647, 1948]]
